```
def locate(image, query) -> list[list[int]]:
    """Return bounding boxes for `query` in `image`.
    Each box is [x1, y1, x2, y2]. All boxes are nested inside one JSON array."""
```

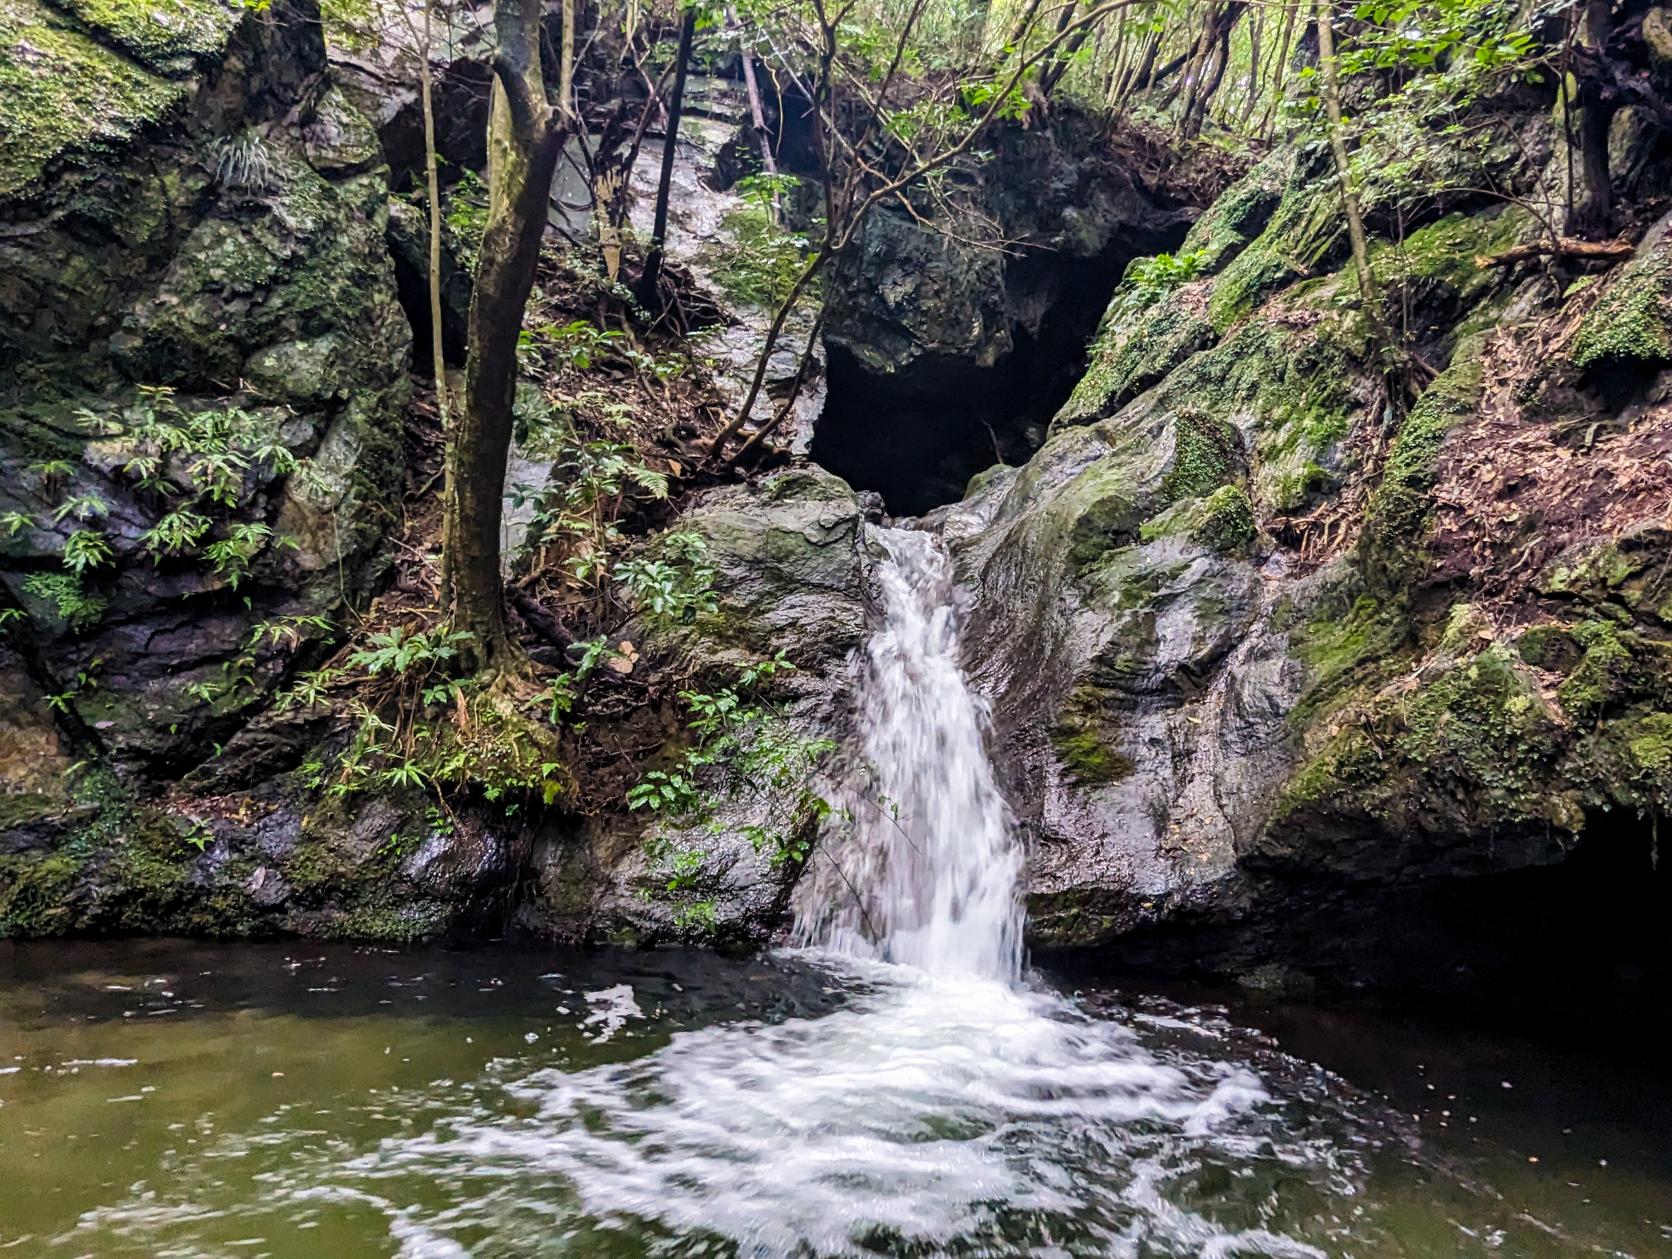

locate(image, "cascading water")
[[792, 526, 1023, 979], [29, 528, 1659, 1257], [313, 523, 1320, 1256]]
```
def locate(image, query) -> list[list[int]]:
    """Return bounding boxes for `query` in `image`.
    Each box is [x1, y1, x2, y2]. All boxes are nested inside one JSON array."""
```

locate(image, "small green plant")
[[444, 169, 489, 269], [715, 174, 819, 307], [614, 531, 719, 629], [60, 529, 112, 574], [349, 625, 475, 677], [1123, 250, 1207, 308], [21, 572, 107, 631], [628, 651, 835, 887]]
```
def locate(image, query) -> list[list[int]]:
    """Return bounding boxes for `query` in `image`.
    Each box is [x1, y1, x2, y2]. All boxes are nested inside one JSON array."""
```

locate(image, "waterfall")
[[793, 526, 1024, 981], [334, 533, 1292, 1257]]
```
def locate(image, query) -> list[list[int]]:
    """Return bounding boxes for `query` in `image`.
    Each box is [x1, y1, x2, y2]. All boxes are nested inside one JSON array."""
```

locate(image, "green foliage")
[[21, 572, 107, 631], [444, 169, 489, 270], [629, 652, 835, 887], [714, 175, 818, 308], [614, 531, 719, 629], [1124, 250, 1207, 309], [60, 528, 112, 574], [0, 387, 314, 631], [348, 625, 476, 677]]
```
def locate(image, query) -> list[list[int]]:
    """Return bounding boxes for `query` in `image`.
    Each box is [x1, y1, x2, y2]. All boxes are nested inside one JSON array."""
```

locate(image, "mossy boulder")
[[0, 0, 240, 198], [527, 468, 871, 949], [1363, 331, 1489, 585], [0, 0, 408, 776], [1570, 212, 1672, 372]]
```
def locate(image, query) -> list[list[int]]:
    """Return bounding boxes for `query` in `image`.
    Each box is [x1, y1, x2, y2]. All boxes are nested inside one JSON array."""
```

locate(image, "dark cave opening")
[[810, 237, 1168, 517], [1094, 813, 1672, 1041], [1348, 815, 1672, 1037]]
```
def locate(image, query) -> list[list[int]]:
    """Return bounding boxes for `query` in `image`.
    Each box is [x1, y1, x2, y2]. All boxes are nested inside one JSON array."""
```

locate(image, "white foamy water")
[[793, 526, 1024, 979], [333, 526, 1316, 1256]]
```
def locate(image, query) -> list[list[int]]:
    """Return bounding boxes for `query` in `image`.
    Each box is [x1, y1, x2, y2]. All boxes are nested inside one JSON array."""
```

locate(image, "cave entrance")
[[810, 238, 1165, 517], [1372, 814, 1672, 1038]]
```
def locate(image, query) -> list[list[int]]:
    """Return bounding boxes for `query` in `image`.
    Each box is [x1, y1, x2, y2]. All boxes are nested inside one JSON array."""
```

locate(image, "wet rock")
[[525, 467, 871, 948], [0, 0, 409, 778]]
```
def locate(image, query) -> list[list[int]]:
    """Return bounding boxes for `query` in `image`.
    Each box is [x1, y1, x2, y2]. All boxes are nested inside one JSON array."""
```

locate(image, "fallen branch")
[[1476, 236, 1635, 267]]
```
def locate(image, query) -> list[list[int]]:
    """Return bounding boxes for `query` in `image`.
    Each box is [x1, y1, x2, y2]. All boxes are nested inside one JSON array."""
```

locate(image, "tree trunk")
[[419, 0, 448, 418], [1313, 0, 1394, 362], [637, 6, 696, 307], [1569, 0, 1617, 237], [442, 0, 566, 669], [1258, 0, 1300, 138]]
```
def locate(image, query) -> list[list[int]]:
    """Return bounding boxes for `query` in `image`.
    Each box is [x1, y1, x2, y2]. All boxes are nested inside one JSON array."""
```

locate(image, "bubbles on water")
[[344, 959, 1330, 1257]]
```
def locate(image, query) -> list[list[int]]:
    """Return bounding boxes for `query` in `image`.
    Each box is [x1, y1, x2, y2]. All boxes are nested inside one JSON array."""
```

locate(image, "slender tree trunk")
[[1130, 30, 1163, 94], [419, 0, 448, 419], [1313, 0, 1393, 360], [637, 5, 696, 306], [442, 0, 566, 669], [558, 0, 576, 122], [1258, 0, 1299, 138], [1240, 4, 1262, 126], [1569, 0, 1617, 237], [731, 3, 778, 204]]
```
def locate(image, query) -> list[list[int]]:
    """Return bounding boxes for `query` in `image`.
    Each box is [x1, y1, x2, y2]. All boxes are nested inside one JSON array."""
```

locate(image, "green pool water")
[[0, 939, 1666, 1257]]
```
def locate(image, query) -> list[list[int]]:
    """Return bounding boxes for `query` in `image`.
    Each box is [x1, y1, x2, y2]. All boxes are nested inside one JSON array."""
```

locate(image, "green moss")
[[1365, 337, 1486, 580], [1571, 240, 1672, 371], [1204, 152, 1345, 332], [1557, 620, 1638, 725], [1290, 592, 1412, 721], [1624, 711, 1672, 775], [1161, 410, 1239, 501], [51, 0, 240, 64], [1059, 293, 1214, 426], [1138, 484, 1257, 555], [1193, 484, 1256, 552], [1179, 150, 1287, 275], [321, 899, 449, 942], [1369, 209, 1532, 308], [1207, 246, 1296, 331], [0, 851, 82, 935], [1049, 688, 1135, 786], [1277, 640, 1565, 827], [1514, 622, 1581, 671], [0, 0, 199, 197]]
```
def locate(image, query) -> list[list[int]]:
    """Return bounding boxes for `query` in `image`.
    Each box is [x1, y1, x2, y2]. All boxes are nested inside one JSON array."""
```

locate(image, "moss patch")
[[1365, 336, 1487, 580], [1049, 688, 1135, 785], [1161, 409, 1240, 501], [1571, 237, 1672, 371], [0, 0, 224, 197]]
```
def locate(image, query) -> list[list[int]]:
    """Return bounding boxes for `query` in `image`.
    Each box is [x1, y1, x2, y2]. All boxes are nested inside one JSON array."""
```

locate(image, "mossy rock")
[[1537, 527, 1672, 626], [1139, 484, 1257, 556], [1275, 640, 1569, 832], [1058, 289, 1215, 428], [48, 0, 241, 64], [1364, 334, 1488, 584], [0, 0, 240, 199], [1179, 149, 1289, 276], [1570, 226, 1672, 372], [1048, 687, 1135, 786]]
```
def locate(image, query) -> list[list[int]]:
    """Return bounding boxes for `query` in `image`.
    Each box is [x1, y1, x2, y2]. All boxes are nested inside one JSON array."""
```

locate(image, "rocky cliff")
[[3, 0, 1669, 1017]]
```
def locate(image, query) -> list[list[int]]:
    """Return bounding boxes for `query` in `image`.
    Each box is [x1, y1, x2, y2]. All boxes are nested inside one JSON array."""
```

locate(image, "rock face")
[[938, 116, 1672, 1011], [0, 0, 462, 938], [524, 467, 874, 947], [812, 114, 1199, 514]]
